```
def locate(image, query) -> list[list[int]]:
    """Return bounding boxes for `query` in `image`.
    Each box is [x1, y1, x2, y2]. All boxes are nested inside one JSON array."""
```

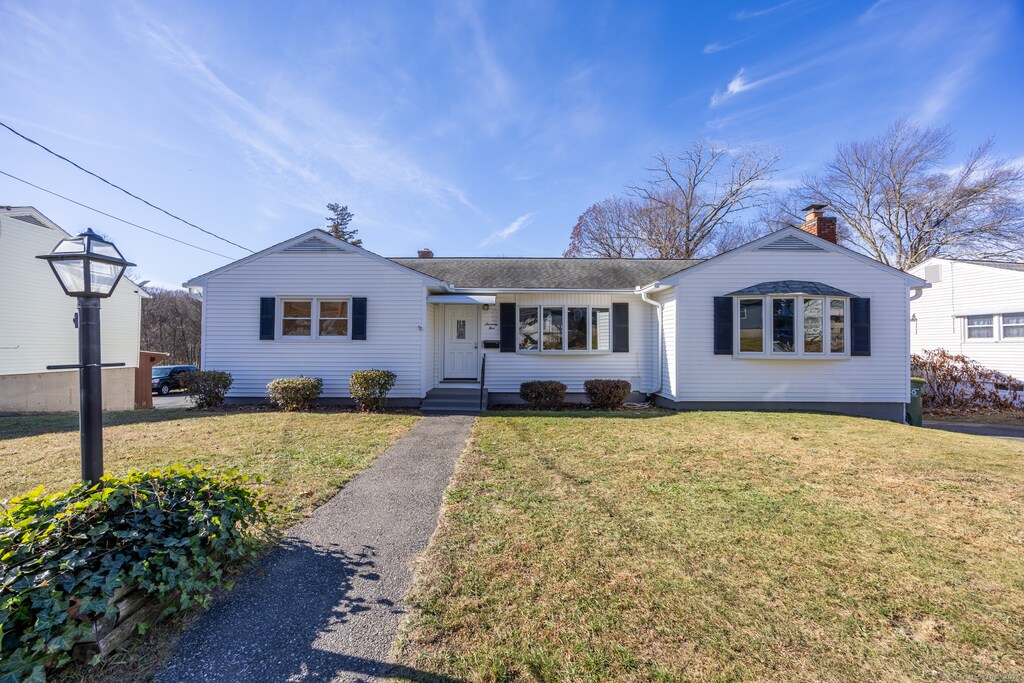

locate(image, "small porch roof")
[[726, 280, 855, 297]]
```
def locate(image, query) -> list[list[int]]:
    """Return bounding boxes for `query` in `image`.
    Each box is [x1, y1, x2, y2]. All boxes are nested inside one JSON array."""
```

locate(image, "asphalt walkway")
[[156, 414, 474, 683], [924, 419, 1024, 441]]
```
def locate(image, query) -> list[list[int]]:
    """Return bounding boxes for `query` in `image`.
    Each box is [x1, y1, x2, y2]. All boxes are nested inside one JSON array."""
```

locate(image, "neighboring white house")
[[0, 206, 147, 412], [185, 208, 927, 421], [909, 257, 1024, 380]]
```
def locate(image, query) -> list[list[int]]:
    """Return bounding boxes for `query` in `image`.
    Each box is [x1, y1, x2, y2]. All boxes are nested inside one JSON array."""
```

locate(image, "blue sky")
[[1, 0, 1021, 289]]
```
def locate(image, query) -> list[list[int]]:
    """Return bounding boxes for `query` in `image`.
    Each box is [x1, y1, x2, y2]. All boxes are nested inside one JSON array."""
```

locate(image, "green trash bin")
[[907, 377, 926, 426]]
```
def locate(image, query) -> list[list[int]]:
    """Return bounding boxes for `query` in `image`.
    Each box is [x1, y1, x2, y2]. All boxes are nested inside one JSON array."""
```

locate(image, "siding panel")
[[202, 252, 426, 398]]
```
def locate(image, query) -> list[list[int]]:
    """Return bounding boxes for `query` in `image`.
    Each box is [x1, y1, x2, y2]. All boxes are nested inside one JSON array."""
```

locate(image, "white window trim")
[[734, 295, 850, 359], [961, 312, 1024, 343], [276, 296, 351, 341], [516, 304, 612, 354]]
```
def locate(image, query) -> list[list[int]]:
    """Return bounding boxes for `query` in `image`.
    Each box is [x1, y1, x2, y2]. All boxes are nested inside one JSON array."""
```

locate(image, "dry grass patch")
[[400, 410, 1024, 682], [0, 408, 418, 522]]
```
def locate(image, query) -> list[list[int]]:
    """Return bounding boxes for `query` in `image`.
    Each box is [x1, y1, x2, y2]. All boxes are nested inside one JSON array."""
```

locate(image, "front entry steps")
[[421, 387, 485, 415]]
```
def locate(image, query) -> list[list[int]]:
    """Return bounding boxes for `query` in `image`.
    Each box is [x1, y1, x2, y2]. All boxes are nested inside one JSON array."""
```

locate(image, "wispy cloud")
[[733, 0, 797, 21], [703, 39, 746, 55], [480, 212, 535, 246], [710, 67, 802, 106]]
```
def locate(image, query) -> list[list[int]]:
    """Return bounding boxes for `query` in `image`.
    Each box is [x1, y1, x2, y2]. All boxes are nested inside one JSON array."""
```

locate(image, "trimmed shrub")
[[911, 349, 1023, 410], [349, 369, 397, 412], [180, 369, 233, 409], [0, 467, 271, 681], [267, 377, 324, 411], [584, 379, 632, 410], [519, 381, 567, 410]]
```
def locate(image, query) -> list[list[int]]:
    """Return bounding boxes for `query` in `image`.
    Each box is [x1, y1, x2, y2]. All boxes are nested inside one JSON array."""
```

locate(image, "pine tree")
[[322, 203, 361, 246]]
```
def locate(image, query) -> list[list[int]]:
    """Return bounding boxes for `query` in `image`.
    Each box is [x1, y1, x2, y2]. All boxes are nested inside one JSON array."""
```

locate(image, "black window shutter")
[[612, 302, 629, 353], [499, 303, 516, 352], [713, 297, 733, 355], [259, 297, 275, 340], [352, 297, 367, 340], [850, 297, 870, 356]]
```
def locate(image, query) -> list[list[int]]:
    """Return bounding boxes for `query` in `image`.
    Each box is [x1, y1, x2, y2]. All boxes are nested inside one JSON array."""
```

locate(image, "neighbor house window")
[[281, 297, 350, 339], [1003, 313, 1024, 338], [966, 315, 994, 339], [518, 305, 613, 352], [737, 296, 848, 357]]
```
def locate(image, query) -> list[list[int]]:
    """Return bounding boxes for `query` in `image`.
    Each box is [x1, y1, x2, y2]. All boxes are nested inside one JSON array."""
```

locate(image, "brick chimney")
[[417, 248, 434, 258], [799, 204, 837, 243]]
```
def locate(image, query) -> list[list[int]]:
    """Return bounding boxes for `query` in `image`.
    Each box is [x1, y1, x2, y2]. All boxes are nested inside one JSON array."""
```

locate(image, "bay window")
[[518, 305, 612, 352], [736, 295, 848, 357]]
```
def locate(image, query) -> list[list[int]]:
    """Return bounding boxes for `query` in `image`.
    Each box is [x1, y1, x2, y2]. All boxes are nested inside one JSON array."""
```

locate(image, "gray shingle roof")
[[389, 257, 702, 290], [951, 259, 1024, 273], [727, 280, 855, 297]]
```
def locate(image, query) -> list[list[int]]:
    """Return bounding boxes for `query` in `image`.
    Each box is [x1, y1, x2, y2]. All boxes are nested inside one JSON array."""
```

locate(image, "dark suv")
[[152, 365, 197, 395]]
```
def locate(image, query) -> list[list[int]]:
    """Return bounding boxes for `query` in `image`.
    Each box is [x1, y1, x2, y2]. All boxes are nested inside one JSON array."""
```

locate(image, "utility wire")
[[0, 169, 235, 260], [0, 120, 254, 253]]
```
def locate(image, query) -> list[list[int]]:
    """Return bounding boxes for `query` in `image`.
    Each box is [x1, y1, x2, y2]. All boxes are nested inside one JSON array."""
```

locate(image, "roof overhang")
[[426, 294, 496, 304]]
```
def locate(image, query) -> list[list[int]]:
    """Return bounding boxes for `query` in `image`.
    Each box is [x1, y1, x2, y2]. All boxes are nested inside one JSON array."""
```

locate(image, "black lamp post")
[[37, 229, 135, 484]]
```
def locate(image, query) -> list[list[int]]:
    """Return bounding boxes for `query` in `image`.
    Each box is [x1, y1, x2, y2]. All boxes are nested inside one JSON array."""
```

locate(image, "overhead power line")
[[0, 120, 254, 253], [0, 169, 234, 260]]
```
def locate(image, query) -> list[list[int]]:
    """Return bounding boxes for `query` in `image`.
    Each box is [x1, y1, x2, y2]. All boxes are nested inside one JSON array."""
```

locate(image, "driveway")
[[924, 420, 1024, 441], [156, 414, 474, 683], [152, 393, 191, 409]]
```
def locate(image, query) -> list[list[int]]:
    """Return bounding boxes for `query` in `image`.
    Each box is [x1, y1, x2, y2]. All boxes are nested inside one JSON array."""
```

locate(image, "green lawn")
[[400, 410, 1024, 682], [0, 408, 419, 523]]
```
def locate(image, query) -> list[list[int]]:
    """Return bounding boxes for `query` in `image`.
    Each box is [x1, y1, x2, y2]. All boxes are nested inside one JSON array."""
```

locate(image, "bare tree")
[[140, 288, 202, 366], [564, 196, 641, 257], [803, 120, 1024, 269], [565, 141, 779, 259], [632, 140, 780, 258]]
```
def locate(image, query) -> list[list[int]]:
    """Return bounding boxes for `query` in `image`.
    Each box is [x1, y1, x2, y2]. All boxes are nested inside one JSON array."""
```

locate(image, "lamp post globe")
[[37, 229, 135, 484]]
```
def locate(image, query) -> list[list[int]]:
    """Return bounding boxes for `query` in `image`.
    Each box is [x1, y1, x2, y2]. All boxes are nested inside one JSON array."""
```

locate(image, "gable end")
[[757, 235, 824, 251]]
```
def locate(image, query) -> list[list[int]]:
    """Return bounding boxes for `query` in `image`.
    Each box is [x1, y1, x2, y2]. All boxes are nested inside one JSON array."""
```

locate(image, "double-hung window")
[[966, 315, 994, 339], [736, 296, 847, 357], [518, 305, 611, 352], [281, 297, 350, 340], [1002, 313, 1024, 338]]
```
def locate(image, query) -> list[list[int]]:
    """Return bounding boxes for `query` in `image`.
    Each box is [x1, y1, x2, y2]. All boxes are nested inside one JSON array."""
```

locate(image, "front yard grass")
[[401, 410, 1024, 682], [0, 408, 419, 523]]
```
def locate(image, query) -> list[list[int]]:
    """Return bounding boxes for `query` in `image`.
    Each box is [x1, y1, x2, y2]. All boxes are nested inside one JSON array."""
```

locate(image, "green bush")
[[349, 369, 397, 412], [584, 379, 632, 410], [180, 369, 233, 409], [519, 381, 567, 410], [0, 467, 271, 681], [267, 377, 324, 411]]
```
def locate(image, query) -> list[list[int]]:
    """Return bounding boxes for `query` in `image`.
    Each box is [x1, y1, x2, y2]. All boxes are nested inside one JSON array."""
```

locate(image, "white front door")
[[444, 305, 479, 380]]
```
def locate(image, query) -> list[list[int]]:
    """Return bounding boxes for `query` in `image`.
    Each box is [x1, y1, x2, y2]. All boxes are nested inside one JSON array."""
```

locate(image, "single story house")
[[909, 256, 1024, 380], [0, 206, 148, 412], [184, 208, 927, 420]]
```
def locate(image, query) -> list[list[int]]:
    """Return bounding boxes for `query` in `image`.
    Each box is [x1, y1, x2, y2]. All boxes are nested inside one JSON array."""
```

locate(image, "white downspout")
[[639, 285, 664, 400]]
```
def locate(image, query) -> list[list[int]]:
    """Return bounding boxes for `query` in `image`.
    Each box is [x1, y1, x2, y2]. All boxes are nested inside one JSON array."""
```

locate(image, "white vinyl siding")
[[909, 258, 1024, 380], [0, 213, 143, 376], [668, 249, 911, 404], [201, 251, 426, 399]]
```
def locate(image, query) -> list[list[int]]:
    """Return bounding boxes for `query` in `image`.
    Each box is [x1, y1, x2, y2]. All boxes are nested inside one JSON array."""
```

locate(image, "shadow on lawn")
[[0, 407, 201, 441], [155, 538, 463, 683]]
